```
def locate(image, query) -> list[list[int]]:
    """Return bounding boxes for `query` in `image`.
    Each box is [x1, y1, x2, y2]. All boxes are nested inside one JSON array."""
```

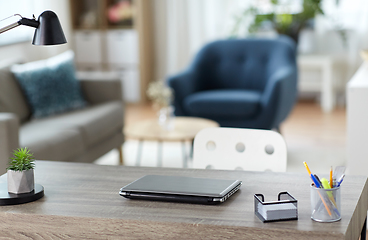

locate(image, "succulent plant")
[[7, 147, 35, 172]]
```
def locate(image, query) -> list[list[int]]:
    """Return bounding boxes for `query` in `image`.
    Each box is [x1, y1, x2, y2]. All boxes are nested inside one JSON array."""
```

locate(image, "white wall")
[[0, 0, 72, 64]]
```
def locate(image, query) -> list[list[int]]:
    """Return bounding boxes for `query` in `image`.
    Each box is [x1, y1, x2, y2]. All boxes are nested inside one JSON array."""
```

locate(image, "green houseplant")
[[232, 0, 324, 43], [7, 147, 35, 194]]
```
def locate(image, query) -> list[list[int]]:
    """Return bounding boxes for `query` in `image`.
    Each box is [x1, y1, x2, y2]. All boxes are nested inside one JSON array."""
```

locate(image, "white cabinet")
[[105, 29, 140, 102], [73, 29, 139, 70], [73, 30, 103, 70], [73, 29, 141, 102], [106, 29, 139, 68]]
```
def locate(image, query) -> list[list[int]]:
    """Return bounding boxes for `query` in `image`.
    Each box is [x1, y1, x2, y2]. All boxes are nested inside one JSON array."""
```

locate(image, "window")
[[0, 1, 35, 46]]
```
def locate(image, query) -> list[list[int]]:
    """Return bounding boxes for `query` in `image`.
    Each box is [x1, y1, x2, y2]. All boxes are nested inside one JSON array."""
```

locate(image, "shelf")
[[70, 0, 135, 30], [105, 0, 134, 29], [106, 25, 134, 30], [70, 0, 154, 103], [70, 0, 102, 29]]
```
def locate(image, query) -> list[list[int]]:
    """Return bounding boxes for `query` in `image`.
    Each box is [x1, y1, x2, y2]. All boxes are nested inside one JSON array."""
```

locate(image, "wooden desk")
[[124, 117, 219, 167], [0, 161, 366, 239]]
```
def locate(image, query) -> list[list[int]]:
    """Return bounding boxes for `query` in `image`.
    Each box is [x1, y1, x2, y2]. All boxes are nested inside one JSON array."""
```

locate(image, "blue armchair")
[[167, 36, 297, 130]]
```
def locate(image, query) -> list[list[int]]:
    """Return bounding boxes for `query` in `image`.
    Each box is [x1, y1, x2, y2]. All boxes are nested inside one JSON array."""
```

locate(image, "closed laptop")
[[119, 175, 242, 204]]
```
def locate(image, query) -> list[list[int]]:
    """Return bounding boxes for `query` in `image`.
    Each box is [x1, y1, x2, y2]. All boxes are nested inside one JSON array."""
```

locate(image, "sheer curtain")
[[153, 0, 250, 80], [0, 1, 35, 46]]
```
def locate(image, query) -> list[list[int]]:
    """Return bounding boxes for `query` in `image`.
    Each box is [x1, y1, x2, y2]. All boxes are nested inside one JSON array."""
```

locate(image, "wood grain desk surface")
[[0, 161, 366, 240]]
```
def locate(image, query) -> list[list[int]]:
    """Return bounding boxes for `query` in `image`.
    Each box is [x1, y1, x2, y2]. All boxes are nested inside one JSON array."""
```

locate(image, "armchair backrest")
[[191, 36, 296, 92]]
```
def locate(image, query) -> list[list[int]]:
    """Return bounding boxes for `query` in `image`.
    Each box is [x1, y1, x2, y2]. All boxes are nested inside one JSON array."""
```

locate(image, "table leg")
[[157, 141, 163, 167], [182, 141, 188, 168], [118, 146, 124, 165], [190, 139, 194, 159], [136, 140, 143, 166], [362, 216, 367, 240]]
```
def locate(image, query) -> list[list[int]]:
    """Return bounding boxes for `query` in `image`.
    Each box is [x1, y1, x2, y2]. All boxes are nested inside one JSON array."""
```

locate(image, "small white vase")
[[7, 169, 34, 194], [158, 106, 175, 130]]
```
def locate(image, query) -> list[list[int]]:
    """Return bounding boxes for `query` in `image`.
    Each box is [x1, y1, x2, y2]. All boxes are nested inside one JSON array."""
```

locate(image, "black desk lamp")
[[0, 10, 67, 45]]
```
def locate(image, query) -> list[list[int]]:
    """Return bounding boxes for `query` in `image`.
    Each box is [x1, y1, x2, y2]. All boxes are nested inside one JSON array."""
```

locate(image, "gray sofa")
[[0, 64, 124, 175]]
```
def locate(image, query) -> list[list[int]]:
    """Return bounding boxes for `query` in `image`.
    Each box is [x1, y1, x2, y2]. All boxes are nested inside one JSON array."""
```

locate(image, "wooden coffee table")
[[124, 117, 219, 167]]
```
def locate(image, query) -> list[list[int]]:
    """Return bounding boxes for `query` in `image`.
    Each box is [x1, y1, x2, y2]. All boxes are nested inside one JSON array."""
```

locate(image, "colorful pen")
[[333, 166, 346, 187], [303, 161, 332, 216], [311, 174, 321, 188], [313, 174, 322, 187], [303, 162, 312, 175], [313, 186, 333, 216], [311, 175, 333, 216], [321, 178, 338, 206], [337, 174, 345, 187], [321, 178, 340, 217], [330, 166, 333, 188]]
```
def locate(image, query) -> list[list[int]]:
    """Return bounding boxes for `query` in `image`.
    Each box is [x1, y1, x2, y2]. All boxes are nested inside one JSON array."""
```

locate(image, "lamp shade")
[[32, 11, 67, 45]]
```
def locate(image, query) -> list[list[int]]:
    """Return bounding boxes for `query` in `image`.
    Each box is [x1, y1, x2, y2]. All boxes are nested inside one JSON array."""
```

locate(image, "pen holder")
[[254, 192, 298, 222], [310, 184, 341, 222]]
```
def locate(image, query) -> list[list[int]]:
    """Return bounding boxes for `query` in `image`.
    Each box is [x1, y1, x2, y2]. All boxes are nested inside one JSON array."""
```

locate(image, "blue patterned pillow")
[[11, 51, 87, 118]]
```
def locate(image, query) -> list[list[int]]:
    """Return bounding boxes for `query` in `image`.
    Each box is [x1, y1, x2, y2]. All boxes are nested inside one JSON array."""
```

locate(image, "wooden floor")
[[123, 99, 347, 173], [125, 100, 346, 144], [281, 100, 346, 173], [282, 100, 346, 149], [125, 99, 346, 149]]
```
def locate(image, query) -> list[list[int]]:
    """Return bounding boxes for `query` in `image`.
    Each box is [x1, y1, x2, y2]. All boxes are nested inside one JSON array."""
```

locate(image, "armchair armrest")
[[0, 113, 19, 175], [260, 66, 298, 129], [167, 70, 197, 116], [79, 79, 123, 105]]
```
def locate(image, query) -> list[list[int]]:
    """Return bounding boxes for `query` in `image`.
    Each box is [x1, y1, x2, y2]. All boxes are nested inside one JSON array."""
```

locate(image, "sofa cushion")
[[0, 66, 31, 122], [20, 127, 85, 162], [21, 101, 124, 150], [11, 50, 87, 119], [183, 89, 261, 119]]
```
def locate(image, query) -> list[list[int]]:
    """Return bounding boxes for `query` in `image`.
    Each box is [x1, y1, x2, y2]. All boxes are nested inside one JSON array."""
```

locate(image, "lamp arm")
[[0, 22, 20, 34], [0, 17, 39, 35]]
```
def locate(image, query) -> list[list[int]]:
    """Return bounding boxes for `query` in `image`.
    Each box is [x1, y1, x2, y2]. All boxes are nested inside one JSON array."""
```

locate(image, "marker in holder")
[[254, 192, 298, 222]]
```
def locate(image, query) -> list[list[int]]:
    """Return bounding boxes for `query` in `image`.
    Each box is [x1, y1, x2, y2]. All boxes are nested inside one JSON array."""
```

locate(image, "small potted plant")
[[7, 147, 35, 194], [231, 0, 325, 43]]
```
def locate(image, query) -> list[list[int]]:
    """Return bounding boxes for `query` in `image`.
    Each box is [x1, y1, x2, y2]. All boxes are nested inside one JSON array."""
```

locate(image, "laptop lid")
[[119, 175, 242, 204]]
